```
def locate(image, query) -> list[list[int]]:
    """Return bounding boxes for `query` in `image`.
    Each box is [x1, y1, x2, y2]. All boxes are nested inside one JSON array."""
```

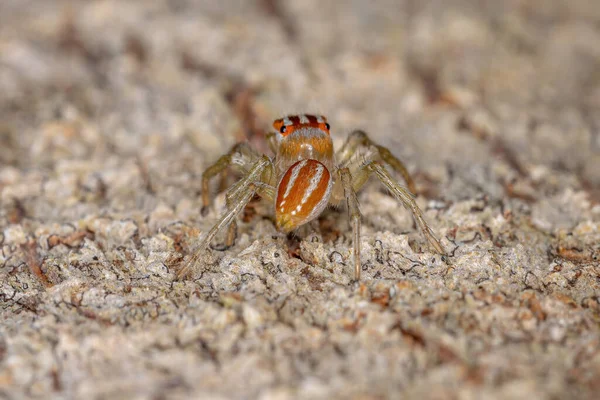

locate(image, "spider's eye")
[[325, 123, 331, 130], [280, 126, 287, 134]]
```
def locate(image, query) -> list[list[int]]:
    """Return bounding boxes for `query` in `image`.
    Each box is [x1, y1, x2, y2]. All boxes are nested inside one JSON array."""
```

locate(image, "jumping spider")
[[178, 114, 445, 280]]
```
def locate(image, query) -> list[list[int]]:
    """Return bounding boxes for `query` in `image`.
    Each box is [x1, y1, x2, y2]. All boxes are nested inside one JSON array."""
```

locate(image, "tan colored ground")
[[1, 1, 599, 399]]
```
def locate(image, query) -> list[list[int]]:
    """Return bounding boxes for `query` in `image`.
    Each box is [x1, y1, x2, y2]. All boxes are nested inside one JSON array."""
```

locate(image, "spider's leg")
[[339, 168, 362, 281], [373, 143, 415, 194], [222, 180, 275, 249], [265, 132, 279, 154], [221, 156, 275, 249], [336, 129, 370, 166], [179, 156, 274, 279], [364, 161, 445, 255], [222, 155, 275, 250], [201, 142, 259, 216], [336, 130, 416, 194]]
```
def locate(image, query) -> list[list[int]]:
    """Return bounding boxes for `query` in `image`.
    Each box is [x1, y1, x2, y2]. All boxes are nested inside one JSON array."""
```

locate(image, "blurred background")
[[1, 0, 599, 207], [1, 1, 600, 398]]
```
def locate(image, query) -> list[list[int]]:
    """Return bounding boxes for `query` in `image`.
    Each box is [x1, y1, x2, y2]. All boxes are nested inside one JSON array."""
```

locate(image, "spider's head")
[[272, 114, 335, 173], [272, 114, 330, 138], [275, 159, 333, 232]]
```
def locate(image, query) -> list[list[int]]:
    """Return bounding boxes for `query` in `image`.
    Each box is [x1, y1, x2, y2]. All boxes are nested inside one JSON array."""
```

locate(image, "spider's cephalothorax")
[[180, 114, 446, 281], [273, 115, 334, 170]]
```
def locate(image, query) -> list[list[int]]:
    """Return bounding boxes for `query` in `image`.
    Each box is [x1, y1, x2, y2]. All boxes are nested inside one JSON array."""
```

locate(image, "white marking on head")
[[283, 117, 293, 126], [283, 160, 307, 199], [294, 126, 327, 139], [291, 210, 297, 216], [316, 116, 324, 123], [299, 115, 309, 124]]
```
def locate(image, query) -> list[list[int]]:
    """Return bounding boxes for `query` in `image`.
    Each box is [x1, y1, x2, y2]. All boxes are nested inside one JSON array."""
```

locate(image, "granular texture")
[[1, 1, 599, 399]]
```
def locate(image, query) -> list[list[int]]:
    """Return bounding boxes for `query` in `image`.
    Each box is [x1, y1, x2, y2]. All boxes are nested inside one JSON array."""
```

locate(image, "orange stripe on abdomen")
[[275, 159, 332, 232]]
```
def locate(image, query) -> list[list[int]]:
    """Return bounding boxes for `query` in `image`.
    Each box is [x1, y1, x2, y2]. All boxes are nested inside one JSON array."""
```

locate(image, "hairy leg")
[[179, 156, 274, 279], [339, 168, 362, 281], [364, 161, 444, 254], [336, 130, 416, 194], [222, 179, 276, 249], [201, 142, 259, 216], [265, 132, 279, 154]]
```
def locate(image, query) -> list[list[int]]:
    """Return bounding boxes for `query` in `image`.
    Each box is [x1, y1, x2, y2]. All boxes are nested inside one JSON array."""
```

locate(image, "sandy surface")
[[1, 1, 600, 399]]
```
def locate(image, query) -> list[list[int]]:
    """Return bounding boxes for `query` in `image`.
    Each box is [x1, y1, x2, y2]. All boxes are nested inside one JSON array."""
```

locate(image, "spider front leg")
[[357, 161, 445, 255], [201, 142, 259, 216], [265, 132, 279, 154], [220, 173, 276, 250], [178, 155, 275, 279], [336, 130, 416, 194], [339, 168, 362, 281]]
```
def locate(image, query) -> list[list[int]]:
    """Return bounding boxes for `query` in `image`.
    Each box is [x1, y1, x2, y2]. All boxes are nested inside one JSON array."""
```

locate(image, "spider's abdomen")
[[275, 159, 333, 232]]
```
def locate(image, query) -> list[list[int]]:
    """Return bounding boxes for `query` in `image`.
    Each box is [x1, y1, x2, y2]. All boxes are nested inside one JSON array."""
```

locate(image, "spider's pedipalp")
[[265, 132, 279, 154]]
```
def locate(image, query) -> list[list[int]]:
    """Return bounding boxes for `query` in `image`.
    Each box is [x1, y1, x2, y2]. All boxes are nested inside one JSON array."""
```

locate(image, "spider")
[[177, 114, 445, 281]]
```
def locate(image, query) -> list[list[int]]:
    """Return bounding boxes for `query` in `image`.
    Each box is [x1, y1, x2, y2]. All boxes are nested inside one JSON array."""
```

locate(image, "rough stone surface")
[[1, 1, 599, 399]]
